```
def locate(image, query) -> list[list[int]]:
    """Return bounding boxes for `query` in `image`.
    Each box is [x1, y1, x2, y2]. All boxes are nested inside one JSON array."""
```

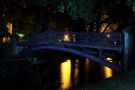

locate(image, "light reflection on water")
[[59, 58, 113, 89], [85, 58, 91, 82], [74, 59, 79, 85], [0, 57, 115, 90], [60, 59, 71, 90], [102, 66, 113, 78]]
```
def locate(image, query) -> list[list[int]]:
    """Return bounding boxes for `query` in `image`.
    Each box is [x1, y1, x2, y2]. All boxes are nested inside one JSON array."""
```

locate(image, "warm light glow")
[[6, 22, 12, 35], [74, 59, 79, 85], [102, 66, 113, 78], [99, 23, 108, 33], [3, 37, 10, 43], [85, 58, 91, 82], [60, 59, 71, 90], [16, 32, 25, 38], [63, 34, 70, 41], [99, 22, 119, 33], [105, 57, 113, 63]]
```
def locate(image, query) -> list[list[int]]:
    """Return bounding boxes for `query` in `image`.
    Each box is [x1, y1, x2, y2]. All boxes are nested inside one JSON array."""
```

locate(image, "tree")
[[93, 0, 132, 33]]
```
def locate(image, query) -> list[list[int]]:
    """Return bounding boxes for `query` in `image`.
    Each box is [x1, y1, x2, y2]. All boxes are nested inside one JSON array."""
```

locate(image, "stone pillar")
[[122, 26, 135, 71]]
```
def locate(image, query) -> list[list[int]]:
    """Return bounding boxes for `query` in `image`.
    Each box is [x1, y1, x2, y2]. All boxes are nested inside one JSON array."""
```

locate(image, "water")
[[0, 56, 115, 90]]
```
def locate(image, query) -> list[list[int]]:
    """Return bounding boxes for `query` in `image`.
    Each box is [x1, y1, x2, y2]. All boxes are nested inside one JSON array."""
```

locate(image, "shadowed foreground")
[[71, 69, 135, 90]]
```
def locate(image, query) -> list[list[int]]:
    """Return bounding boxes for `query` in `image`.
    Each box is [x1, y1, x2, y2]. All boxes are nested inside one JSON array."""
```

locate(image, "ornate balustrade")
[[18, 31, 123, 51]]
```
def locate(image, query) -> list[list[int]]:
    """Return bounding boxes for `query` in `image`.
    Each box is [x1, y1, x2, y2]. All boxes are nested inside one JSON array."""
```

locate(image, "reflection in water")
[[74, 59, 79, 85], [59, 58, 113, 89], [60, 59, 71, 90], [103, 57, 113, 78], [103, 66, 113, 78], [85, 58, 91, 82]]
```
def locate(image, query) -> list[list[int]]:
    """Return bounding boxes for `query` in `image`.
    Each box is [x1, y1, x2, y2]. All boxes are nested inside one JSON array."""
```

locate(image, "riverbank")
[[71, 69, 135, 90]]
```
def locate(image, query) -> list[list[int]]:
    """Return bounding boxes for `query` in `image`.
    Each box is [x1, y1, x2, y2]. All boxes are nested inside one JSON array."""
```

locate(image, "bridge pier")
[[122, 26, 135, 71]]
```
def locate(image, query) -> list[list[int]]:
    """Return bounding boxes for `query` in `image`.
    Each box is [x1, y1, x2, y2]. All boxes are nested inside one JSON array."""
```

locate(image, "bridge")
[[13, 30, 123, 71]]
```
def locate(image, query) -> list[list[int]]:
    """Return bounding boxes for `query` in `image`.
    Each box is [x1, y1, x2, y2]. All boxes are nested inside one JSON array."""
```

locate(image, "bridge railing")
[[18, 31, 123, 50]]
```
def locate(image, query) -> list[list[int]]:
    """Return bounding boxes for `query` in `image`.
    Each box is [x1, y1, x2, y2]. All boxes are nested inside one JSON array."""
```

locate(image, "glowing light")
[[85, 58, 91, 82], [105, 57, 113, 63], [63, 34, 70, 41], [3, 14, 5, 17], [6, 22, 12, 35], [99, 23, 108, 33], [16, 33, 25, 38], [85, 58, 90, 69], [114, 41, 117, 44], [59, 39, 62, 42], [102, 66, 113, 78], [74, 59, 79, 85], [106, 34, 110, 38], [60, 59, 71, 90], [3, 37, 10, 43]]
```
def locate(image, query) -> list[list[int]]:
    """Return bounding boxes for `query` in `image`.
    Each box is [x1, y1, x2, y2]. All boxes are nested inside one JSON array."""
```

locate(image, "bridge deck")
[[18, 31, 123, 52]]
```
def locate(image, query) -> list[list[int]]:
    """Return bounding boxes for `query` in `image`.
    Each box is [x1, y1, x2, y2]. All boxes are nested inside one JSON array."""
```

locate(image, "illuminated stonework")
[[6, 22, 12, 35]]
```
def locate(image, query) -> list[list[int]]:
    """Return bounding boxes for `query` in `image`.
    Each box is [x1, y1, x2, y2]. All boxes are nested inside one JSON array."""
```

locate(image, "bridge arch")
[[18, 45, 121, 71]]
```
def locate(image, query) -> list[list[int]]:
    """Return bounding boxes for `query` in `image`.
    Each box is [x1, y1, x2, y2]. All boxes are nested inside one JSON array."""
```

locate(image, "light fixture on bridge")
[[106, 34, 110, 38], [114, 41, 117, 44], [63, 34, 70, 42], [59, 39, 62, 42], [105, 57, 113, 63]]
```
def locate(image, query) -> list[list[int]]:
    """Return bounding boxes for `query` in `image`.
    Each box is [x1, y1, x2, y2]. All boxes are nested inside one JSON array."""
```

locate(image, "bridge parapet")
[[18, 31, 123, 51]]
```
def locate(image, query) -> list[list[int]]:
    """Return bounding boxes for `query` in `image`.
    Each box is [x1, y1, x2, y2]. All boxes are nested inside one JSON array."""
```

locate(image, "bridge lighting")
[[3, 13, 5, 17], [3, 37, 10, 43], [105, 57, 113, 63], [114, 41, 117, 44], [63, 34, 70, 41], [106, 34, 110, 38]]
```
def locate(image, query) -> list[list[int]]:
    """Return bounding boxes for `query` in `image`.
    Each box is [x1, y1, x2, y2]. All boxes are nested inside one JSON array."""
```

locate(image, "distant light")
[[6, 22, 12, 34], [114, 41, 117, 44], [16, 33, 25, 38], [3, 37, 10, 43], [63, 34, 70, 41], [106, 34, 110, 38], [23, 5, 26, 8], [18, 34, 25, 37], [105, 57, 113, 63], [3, 14, 5, 17], [59, 39, 62, 42]]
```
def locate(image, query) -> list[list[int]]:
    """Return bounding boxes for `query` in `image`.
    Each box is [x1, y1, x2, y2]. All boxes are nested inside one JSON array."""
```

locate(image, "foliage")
[[31, 0, 96, 22], [93, 0, 132, 33], [0, 0, 133, 33]]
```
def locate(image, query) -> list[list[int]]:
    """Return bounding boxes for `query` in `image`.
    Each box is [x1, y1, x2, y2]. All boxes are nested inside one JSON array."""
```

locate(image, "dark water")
[[0, 56, 115, 90]]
